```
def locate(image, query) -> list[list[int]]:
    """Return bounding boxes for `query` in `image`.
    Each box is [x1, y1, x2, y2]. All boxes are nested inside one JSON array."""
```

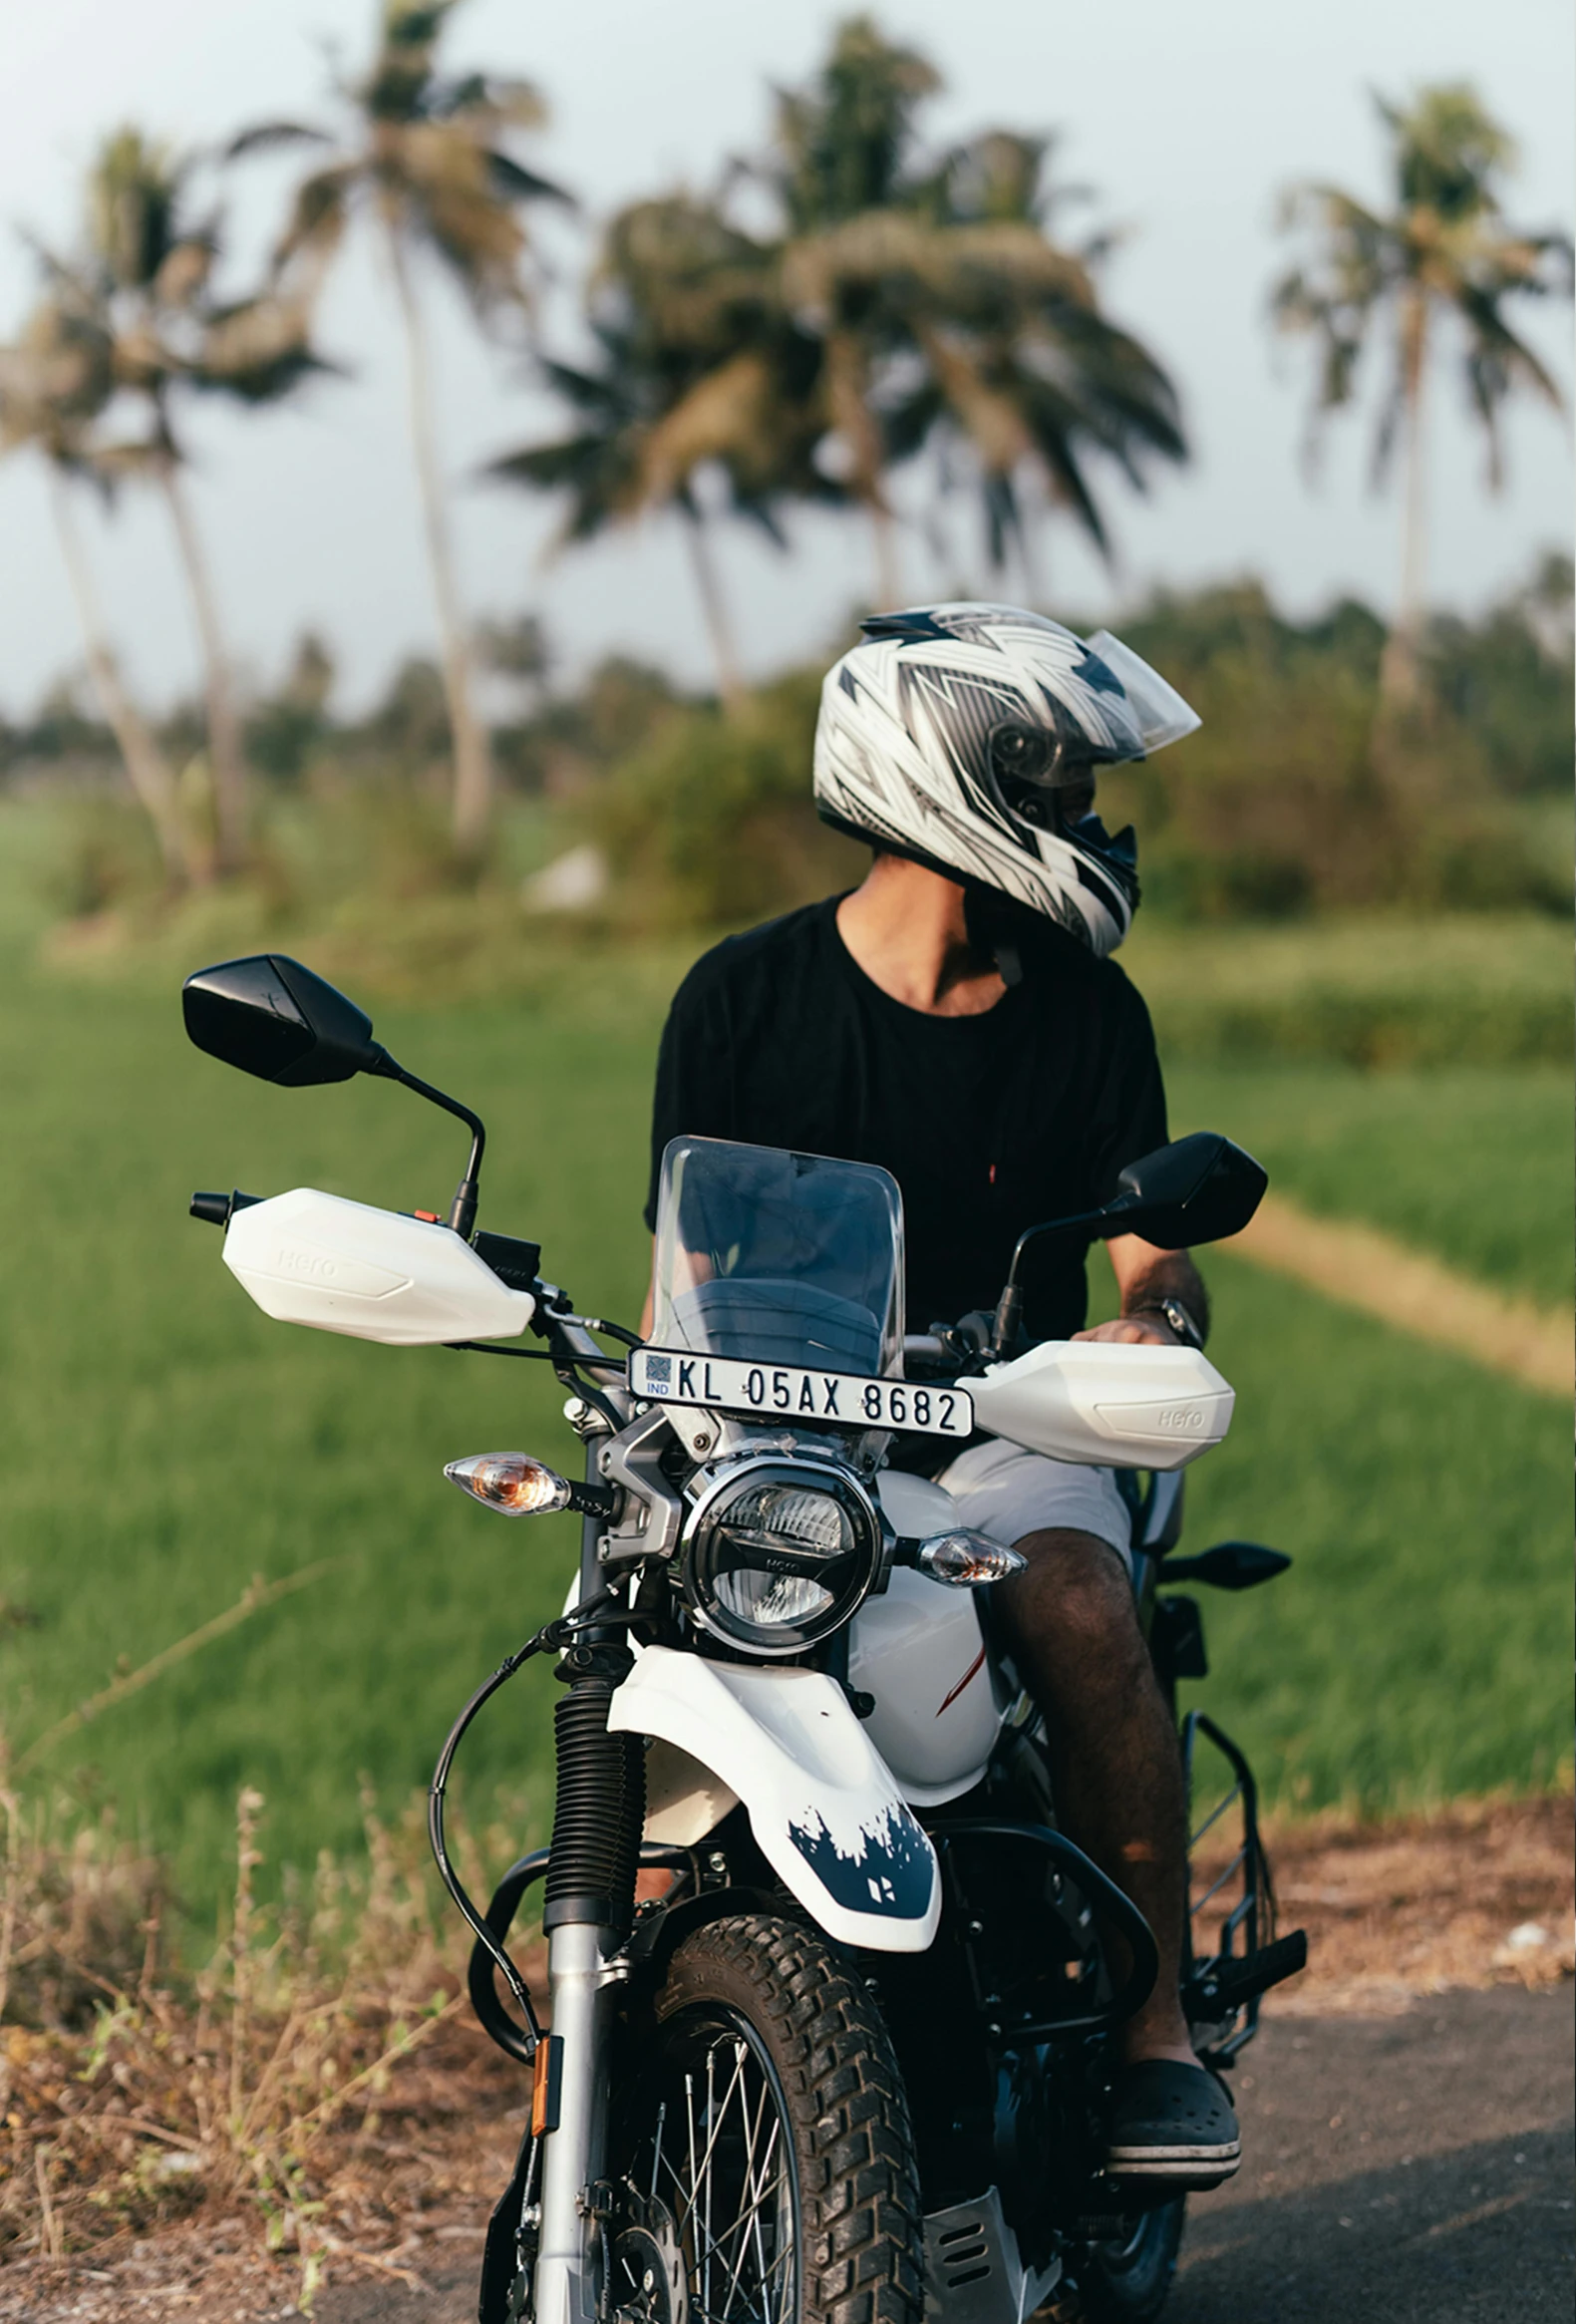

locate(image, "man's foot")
[[1107, 2060, 1241, 2186]]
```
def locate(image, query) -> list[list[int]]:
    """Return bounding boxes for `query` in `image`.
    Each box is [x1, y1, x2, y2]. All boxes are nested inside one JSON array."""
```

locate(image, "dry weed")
[[0, 1777, 533, 2311], [1192, 1792, 1575, 2014]]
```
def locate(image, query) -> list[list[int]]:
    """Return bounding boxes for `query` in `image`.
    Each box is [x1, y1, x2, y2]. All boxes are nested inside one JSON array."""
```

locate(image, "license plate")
[[629, 1348, 974, 1439]]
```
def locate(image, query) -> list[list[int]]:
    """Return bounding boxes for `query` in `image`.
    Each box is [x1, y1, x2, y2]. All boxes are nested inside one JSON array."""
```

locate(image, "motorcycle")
[[182, 952, 1308, 2324]]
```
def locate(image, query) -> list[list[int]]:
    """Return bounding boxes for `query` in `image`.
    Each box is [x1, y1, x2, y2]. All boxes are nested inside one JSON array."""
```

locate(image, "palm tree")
[[25, 129, 326, 874], [760, 15, 940, 602], [885, 130, 1187, 594], [1274, 84, 1573, 705], [232, 0, 565, 853], [488, 194, 831, 709], [0, 299, 192, 886], [759, 18, 1186, 604]]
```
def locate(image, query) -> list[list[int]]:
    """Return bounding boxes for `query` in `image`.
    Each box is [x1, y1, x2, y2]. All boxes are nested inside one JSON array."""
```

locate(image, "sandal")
[[1107, 2059, 1241, 2185]]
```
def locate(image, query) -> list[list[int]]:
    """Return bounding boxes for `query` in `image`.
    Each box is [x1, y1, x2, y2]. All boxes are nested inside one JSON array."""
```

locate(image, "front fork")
[[529, 1492, 646, 2324], [532, 1920, 623, 2324]]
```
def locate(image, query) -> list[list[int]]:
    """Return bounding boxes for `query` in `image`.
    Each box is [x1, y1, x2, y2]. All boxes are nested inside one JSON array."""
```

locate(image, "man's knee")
[[1006, 1525, 1142, 1655]]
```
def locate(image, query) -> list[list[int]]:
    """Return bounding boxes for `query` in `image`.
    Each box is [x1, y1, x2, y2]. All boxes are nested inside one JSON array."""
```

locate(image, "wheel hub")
[[611, 2193, 688, 2324]]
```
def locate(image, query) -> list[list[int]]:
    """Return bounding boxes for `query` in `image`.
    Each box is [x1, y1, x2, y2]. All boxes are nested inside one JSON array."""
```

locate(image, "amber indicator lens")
[[444, 1452, 572, 1514], [530, 2034, 563, 2134]]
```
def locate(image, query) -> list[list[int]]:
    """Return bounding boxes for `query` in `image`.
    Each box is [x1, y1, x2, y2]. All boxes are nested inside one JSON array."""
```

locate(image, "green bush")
[[592, 672, 865, 928], [1102, 574, 1571, 921]]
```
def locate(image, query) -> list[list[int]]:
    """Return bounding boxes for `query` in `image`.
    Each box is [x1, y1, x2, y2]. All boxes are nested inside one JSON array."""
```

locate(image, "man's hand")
[[1073, 1314, 1177, 1347], [1080, 1230, 1210, 1349]]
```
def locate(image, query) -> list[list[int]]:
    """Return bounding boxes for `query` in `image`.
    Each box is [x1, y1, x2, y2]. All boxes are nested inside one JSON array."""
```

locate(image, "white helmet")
[[813, 602, 1200, 955]]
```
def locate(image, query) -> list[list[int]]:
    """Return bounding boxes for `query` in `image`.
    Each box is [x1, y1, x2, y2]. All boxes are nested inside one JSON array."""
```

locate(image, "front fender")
[[608, 1642, 940, 1953]]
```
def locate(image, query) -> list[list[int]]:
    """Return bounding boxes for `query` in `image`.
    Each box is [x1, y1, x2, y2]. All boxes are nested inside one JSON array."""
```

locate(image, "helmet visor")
[[1082, 631, 1201, 756]]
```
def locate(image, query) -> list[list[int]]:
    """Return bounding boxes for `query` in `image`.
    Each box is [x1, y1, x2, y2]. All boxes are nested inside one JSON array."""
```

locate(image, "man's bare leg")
[[998, 1525, 1194, 2064]]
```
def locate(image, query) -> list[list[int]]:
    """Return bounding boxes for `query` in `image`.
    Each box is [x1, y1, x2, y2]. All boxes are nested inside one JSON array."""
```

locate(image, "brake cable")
[[426, 1584, 628, 2055]]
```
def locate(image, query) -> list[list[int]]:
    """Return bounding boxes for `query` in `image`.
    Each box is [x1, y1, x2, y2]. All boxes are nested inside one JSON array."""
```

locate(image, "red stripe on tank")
[[937, 1647, 987, 1717]]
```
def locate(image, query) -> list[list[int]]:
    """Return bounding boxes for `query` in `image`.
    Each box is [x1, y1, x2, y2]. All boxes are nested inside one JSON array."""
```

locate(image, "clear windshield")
[[651, 1137, 905, 1378]]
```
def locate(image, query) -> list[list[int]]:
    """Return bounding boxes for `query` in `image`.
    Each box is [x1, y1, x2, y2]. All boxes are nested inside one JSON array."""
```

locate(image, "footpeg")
[[1183, 1928, 1307, 2019]]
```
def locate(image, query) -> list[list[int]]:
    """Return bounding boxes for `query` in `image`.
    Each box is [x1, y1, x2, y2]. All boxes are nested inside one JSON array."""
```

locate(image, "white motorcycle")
[[183, 953, 1306, 2324]]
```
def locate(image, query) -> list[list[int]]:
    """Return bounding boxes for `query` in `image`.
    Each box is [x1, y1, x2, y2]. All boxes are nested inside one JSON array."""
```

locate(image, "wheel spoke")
[[685, 2068, 699, 2244], [631, 2020, 798, 2324], [650, 2098, 667, 2205], [678, 2038, 752, 2232], [719, 2120, 785, 2322]]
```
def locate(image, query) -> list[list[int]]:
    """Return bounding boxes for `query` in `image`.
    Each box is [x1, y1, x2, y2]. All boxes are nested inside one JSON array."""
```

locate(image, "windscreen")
[[651, 1137, 905, 1377]]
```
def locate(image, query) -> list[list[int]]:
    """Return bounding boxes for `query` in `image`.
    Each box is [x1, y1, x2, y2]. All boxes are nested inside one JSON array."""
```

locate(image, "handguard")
[[222, 1187, 536, 1346], [966, 1338, 1234, 1471]]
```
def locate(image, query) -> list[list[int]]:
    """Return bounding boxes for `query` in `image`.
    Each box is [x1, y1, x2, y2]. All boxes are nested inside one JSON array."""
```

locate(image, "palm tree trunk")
[[1015, 472, 1046, 609], [868, 498, 902, 609], [1380, 290, 1429, 711], [385, 223, 493, 857], [680, 505, 746, 714], [50, 473, 195, 889], [159, 463, 248, 873], [826, 330, 903, 608]]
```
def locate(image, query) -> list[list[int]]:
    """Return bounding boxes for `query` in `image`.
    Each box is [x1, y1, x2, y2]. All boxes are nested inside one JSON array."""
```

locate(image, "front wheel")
[[610, 1914, 924, 2324]]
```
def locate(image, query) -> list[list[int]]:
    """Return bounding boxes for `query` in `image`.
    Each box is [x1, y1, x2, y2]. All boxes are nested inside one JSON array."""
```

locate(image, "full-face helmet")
[[812, 602, 1199, 955]]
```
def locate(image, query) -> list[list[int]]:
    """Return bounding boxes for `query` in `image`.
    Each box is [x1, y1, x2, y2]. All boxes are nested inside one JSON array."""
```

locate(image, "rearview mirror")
[[1107, 1133, 1267, 1250], [182, 955, 385, 1087], [990, 1130, 1267, 1356], [182, 953, 491, 1239]]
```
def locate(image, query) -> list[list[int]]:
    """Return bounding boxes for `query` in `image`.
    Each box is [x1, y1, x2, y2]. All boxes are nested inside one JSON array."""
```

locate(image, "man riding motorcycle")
[[641, 601, 1240, 2185]]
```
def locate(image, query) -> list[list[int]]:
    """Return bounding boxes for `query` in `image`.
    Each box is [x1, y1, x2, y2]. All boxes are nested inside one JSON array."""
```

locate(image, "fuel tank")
[[850, 1472, 1003, 1808]]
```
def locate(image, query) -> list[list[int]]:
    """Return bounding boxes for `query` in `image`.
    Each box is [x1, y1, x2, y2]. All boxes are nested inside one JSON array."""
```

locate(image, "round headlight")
[[682, 1457, 882, 1657]]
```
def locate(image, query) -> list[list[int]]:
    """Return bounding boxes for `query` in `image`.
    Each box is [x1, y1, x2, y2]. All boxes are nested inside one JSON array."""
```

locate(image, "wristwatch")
[[1132, 1297, 1204, 1349]]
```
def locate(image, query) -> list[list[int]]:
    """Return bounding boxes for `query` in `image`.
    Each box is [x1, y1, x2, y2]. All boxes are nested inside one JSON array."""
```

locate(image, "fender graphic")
[[608, 1642, 940, 1953]]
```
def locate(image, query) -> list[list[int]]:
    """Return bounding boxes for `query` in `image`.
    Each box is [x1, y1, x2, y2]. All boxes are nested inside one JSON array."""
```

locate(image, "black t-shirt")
[[644, 896, 1167, 1345]]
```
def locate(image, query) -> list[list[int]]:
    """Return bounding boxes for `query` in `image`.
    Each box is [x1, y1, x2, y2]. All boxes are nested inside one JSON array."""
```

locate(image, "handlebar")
[[190, 1189, 262, 1227]]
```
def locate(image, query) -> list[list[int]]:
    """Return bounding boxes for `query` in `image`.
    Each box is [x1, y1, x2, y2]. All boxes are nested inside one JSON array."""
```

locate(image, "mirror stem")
[[371, 1052, 487, 1238], [990, 1281, 1023, 1360], [987, 1193, 1141, 1360]]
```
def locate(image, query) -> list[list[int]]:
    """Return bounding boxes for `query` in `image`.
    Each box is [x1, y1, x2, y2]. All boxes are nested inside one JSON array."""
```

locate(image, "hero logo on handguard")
[[630, 1348, 974, 1439]]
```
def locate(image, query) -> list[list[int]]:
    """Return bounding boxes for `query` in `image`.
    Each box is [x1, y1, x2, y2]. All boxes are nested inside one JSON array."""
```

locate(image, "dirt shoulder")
[[2, 1796, 1569, 2322], [1242, 1794, 1574, 2011]]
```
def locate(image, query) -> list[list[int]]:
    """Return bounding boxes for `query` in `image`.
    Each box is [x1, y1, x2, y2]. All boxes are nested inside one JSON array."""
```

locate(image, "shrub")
[[592, 672, 865, 929]]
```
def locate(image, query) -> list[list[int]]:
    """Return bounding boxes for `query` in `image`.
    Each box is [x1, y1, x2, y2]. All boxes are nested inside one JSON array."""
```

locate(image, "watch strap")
[[1131, 1297, 1203, 1349]]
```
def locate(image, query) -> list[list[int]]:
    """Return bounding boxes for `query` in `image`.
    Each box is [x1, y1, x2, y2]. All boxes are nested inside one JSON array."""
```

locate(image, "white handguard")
[[965, 1338, 1234, 1471], [222, 1187, 536, 1346]]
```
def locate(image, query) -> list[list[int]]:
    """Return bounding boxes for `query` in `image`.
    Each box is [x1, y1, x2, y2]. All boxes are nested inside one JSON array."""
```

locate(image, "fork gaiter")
[[542, 1669, 645, 1936]]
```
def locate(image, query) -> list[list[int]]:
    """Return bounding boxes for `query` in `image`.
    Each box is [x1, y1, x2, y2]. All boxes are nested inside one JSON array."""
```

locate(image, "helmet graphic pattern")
[[813, 602, 1195, 956]]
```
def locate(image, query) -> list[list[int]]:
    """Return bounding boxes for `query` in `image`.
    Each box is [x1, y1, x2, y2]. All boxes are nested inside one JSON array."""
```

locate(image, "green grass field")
[[1168, 1064, 1571, 1310], [0, 804, 1568, 1925]]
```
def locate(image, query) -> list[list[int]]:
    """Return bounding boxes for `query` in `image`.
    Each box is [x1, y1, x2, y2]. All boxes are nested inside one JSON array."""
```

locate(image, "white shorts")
[[933, 1439, 1132, 1572]]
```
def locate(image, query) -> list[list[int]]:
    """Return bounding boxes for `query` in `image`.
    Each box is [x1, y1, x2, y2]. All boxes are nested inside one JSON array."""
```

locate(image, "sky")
[[0, 0, 1571, 715]]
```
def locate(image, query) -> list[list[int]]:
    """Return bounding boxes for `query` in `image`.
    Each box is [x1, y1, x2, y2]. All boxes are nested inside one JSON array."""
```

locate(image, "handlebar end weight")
[[189, 1189, 261, 1228]]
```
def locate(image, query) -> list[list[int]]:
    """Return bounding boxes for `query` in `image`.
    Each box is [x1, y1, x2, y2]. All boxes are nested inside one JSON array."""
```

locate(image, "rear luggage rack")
[[1179, 1711, 1307, 2062]]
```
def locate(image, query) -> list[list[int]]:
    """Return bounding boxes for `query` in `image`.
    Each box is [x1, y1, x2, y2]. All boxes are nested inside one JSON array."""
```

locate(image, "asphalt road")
[[316, 1984, 1574, 2324], [1169, 1985, 1574, 2322]]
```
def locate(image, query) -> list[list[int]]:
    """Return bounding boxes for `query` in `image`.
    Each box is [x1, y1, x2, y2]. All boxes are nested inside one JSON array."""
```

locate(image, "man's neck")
[[835, 855, 1007, 1018]]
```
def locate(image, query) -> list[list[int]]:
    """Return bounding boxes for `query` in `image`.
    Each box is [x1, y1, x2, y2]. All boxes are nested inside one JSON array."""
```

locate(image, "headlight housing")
[[681, 1456, 883, 1657]]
